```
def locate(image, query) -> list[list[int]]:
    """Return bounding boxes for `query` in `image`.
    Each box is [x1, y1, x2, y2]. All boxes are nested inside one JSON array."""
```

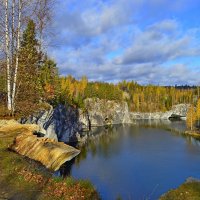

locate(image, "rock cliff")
[[20, 100, 190, 143], [21, 99, 132, 143], [81, 98, 132, 127], [20, 104, 83, 143], [130, 104, 190, 120]]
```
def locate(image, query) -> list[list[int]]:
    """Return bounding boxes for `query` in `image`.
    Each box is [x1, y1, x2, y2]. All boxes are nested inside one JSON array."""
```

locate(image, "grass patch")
[[79, 179, 94, 190], [160, 181, 200, 200], [52, 176, 63, 183], [65, 177, 76, 187]]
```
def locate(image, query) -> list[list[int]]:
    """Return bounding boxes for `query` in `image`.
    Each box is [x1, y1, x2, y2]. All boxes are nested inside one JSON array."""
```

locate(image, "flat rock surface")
[[0, 122, 80, 171]]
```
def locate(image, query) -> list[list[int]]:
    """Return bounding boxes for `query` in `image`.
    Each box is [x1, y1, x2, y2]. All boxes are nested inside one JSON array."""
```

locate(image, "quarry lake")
[[56, 120, 200, 200]]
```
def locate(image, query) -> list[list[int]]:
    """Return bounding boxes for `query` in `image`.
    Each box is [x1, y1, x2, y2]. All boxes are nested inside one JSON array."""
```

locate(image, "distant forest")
[[58, 76, 199, 112], [1, 68, 199, 116]]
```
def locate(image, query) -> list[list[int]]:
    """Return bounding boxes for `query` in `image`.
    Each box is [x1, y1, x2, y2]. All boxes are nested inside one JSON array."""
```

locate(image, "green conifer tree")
[[16, 20, 42, 115]]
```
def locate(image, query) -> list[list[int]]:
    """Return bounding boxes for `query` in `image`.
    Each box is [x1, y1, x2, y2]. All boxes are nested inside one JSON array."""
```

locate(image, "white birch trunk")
[[12, 0, 22, 113], [11, 0, 15, 66], [5, 0, 12, 111]]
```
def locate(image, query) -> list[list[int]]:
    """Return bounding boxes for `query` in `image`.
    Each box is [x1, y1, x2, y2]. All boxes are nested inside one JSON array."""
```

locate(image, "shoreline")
[[1, 118, 199, 200], [160, 178, 200, 200], [0, 121, 100, 200]]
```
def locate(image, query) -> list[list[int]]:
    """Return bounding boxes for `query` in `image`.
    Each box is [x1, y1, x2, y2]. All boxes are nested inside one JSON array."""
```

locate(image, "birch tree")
[[0, 0, 54, 115], [5, 0, 12, 111], [11, 0, 22, 113]]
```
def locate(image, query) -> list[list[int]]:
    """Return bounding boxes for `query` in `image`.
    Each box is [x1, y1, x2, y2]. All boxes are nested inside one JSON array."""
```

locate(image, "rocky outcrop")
[[21, 99, 132, 143], [170, 104, 190, 118], [80, 98, 132, 127], [10, 130, 80, 171], [20, 101, 190, 143], [130, 104, 190, 120], [20, 104, 83, 143], [0, 122, 80, 171]]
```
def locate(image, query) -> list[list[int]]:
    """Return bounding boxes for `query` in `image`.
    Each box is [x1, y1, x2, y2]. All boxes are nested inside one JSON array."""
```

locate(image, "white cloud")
[[115, 20, 200, 65], [48, 0, 200, 85]]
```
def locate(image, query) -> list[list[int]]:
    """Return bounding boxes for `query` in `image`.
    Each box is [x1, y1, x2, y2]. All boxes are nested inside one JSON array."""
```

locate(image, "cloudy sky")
[[49, 0, 200, 85]]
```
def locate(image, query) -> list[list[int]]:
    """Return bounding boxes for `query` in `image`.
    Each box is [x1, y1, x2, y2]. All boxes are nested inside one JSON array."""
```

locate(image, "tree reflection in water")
[[57, 120, 194, 179]]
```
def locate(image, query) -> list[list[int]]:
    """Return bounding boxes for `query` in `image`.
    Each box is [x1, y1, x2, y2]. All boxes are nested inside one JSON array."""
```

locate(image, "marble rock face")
[[21, 104, 83, 143], [80, 98, 132, 127], [130, 104, 190, 120]]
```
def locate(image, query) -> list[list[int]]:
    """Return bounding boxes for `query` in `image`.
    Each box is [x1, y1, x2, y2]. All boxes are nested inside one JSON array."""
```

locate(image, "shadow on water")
[[55, 120, 200, 200], [54, 158, 75, 178]]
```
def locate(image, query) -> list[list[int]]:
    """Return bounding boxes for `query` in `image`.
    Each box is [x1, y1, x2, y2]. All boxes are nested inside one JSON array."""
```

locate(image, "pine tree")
[[16, 20, 42, 115], [40, 55, 59, 102]]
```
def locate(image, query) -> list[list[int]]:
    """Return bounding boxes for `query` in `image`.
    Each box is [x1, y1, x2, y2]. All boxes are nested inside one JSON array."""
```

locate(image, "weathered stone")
[[0, 119, 20, 128], [21, 104, 83, 143], [20, 101, 190, 143], [21, 99, 132, 142], [10, 130, 80, 171], [130, 104, 190, 120], [171, 104, 191, 117], [80, 98, 132, 127], [0, 120, 41, 133]]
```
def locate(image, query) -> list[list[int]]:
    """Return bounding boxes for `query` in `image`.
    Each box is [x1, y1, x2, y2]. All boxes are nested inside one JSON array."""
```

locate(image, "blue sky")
[[48, 0, 200, 85]]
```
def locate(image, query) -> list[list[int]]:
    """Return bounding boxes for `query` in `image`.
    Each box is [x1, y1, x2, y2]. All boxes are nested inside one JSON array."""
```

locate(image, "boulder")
[[10, 130, 80, 171]]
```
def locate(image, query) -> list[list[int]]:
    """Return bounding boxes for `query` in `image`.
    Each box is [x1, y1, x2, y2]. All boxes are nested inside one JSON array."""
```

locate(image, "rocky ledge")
[[10, 131, 80, 171], [0, 121, 80, 171], [130, 104, 190, 120]]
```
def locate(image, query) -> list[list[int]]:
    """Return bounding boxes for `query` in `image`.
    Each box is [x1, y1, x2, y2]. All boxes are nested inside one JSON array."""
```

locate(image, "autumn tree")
[[40, 55, 59, 102], [186, 105, 196, 131], [196, 98, 200, 128], [0, 0, 54, 115]]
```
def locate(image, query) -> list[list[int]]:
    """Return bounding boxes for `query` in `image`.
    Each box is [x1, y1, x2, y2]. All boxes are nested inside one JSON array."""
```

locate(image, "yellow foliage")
[[196, 98, 200, 127], [186, 105, 197, 130]]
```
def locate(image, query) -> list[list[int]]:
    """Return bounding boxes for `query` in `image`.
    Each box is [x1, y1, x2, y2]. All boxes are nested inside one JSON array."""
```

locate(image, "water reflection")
[[56, 120, 200, 200]]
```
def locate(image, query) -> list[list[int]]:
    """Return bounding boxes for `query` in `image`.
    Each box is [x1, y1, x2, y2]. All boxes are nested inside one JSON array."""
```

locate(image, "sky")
[[48, 0, 200, 85]]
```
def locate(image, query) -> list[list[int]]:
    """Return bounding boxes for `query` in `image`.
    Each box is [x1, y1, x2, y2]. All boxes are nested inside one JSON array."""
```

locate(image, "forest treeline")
[[0, 0, 199, 118], [58, 76, 199, 113], [1, 58, 199, 116]]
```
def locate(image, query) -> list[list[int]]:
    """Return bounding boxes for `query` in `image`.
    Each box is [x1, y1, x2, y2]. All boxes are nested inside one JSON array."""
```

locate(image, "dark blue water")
[[58, 120, 200, 200]]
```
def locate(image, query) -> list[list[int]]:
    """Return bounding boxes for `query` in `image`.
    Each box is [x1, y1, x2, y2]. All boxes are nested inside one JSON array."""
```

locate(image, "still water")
[[57, 120, 200, 200]]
